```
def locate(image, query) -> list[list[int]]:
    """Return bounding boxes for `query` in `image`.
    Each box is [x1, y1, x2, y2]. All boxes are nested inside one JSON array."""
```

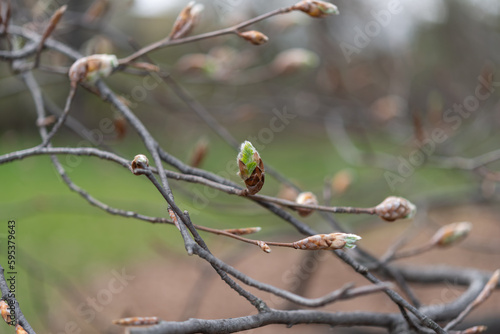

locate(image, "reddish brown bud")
[[257, 240, 271, 253], [0, 300, 11, 324], [189, 138, 209, 168], [169, 1, 204, 40], [113, 115, 127, 140], [375, 196, 416, 222], [237, 30, 269, 46], [295, 192, 318, 217], [16, 324, 28, 334]]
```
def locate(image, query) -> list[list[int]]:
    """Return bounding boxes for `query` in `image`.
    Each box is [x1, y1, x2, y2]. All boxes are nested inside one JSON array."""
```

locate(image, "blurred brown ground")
[[50, 203, 500, 334]]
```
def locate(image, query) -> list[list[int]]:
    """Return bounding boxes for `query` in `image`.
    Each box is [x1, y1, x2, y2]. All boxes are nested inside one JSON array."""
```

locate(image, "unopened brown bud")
[[292, 0, 339, 18], [237, 30, 269, 46], [0, 300, 11, 324], [169, 1, 204, 40], [16, 324, 28, 334], [113, 115, 127, 140], [433, 222, 472, 247], [224, 227, 261, 236], [295, 192, 318, 217], [113, 316, 160, 326], [375, 196, 416, 222], [292, 233, 361, 250], [131, 154, 149, 175], [257, 240, 271, 253]]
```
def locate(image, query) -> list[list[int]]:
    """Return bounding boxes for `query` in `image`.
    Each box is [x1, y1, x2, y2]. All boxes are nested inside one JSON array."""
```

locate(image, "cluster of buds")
[[295, 191, 318, 217], [68, 54, 119, 86], [131, 154, 149, 175], [0, 300, 11, 324], [237, 30, 269, 46], [224, 227, 261, 236], [292, 233, 361, 250], [169, 1, 204, 40], [237, 141, 265, 195], [112, 316, 159, 326], [432, 222, 472, 247], [375, 196, 416, 222], [292, 0, 339, 18]]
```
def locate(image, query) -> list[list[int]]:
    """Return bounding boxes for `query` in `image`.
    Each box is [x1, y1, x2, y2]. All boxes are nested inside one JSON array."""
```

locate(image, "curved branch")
[[129, 309, 396, 334]]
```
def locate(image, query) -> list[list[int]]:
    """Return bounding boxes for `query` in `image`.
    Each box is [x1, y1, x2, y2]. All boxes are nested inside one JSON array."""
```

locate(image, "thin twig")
[[444, 269, 500, 331]]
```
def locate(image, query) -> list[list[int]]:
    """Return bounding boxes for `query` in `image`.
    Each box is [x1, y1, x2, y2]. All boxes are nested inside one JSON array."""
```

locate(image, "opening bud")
[[131, 154, 149, 175], [68, 54, 119, 85], [433, 222, 472, 247], [237, 141, 265, 194]]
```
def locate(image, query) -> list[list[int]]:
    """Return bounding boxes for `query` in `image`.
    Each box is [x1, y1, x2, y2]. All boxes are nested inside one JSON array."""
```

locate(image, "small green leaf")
[[238, 141, 258, 176]]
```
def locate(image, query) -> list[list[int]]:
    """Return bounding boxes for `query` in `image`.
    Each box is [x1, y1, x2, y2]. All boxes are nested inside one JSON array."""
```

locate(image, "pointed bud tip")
[[238, 30, 269, 45]]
